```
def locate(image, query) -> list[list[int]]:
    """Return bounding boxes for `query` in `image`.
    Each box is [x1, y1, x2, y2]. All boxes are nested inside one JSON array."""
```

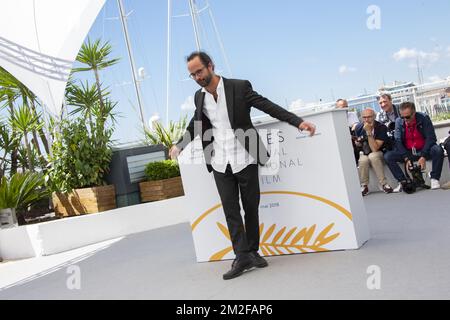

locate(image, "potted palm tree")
[[139, 160, 184, 202], [0, 171, 48, 228], [47, 38, 120, 217]]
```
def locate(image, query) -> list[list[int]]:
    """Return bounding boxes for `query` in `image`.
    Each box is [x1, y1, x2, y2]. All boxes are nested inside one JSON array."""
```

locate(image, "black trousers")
[[444, 138, 450, 170], [212, 164, 260, 257]]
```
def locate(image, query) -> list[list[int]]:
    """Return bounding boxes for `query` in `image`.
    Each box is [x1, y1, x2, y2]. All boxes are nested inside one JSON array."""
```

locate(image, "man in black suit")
[[170, 52, 316, 280]]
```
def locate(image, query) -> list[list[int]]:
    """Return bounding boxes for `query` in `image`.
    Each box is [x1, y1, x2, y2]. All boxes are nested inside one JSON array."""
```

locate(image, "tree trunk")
[[23, 132, 34, 171], [94, 68, 105, 118], [30, 99, 50, 154], [8, 100, 18, 174], [31, 137, 48, 169], [93, 68, 106, 147]]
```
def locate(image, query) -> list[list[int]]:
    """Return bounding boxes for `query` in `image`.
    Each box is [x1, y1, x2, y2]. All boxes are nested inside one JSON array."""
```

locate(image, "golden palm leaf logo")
[[209, 222, 340, 261]]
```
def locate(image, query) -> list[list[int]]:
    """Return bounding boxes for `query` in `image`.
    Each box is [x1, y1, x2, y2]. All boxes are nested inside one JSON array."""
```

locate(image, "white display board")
[[178, 109, 370, 262]]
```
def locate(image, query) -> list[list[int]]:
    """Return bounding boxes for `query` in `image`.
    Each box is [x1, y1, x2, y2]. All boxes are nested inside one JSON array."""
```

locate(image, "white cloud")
[[339, 65, 357, 74], [289, 99, 305, 110], [428, 75, 443, 83], [289, 99, 318, 111], [180, 95, 195, 111], [393, 48, 440, 63]]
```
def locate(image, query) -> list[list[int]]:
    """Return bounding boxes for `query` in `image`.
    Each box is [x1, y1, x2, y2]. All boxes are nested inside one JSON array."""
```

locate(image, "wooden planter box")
[[139, 176, 184, 202], [52, 185, 116, 217]]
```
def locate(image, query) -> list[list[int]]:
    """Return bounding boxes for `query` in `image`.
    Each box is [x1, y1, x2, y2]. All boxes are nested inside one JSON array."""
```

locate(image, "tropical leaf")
[[73, 38, 120, 72], [0, 171, 48, 209], [144, 115, 188, 150]]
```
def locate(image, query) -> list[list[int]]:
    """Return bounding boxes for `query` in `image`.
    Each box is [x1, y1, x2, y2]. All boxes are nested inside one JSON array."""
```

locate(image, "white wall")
[[0, 196, 189, 260]]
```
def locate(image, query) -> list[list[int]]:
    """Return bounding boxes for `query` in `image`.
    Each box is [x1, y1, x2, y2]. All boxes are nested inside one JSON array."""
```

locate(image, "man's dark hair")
[[399, 101, 416, 112], [377, 93, 392, 101], [186, 51, 213, 67]]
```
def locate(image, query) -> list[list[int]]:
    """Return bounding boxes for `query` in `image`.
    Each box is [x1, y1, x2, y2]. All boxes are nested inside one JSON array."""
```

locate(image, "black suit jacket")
[[176, 78, 304, 172]]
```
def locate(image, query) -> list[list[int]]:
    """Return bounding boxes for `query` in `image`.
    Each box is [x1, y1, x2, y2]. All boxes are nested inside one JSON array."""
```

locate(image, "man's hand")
[[418, 157, 426, 170], [363, 122, 373, 133], [169, 145, 181, 160], [299, 121, 316, 136]]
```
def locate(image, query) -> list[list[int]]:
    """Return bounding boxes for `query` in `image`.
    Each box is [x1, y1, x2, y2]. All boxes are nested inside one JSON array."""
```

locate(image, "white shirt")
[[201, 77, 255, 173]]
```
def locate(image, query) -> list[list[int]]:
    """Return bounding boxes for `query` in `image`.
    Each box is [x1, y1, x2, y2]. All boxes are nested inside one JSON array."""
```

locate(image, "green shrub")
[[144, 160, 180, 181], [432, 112, 450, 122], [46, 118, 112, 193]]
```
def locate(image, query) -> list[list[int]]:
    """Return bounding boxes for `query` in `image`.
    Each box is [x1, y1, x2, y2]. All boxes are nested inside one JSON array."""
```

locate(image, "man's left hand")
[[299, 121, 316, 136]]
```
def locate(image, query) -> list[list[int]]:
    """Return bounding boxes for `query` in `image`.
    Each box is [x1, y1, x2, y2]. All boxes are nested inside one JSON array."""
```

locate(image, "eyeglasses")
[[401, 115, 413, 120], [189, 66, 207, 79], [362, 116, 374, 119]]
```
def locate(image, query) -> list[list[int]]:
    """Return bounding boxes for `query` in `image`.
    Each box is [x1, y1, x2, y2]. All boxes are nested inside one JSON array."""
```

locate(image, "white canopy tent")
[[0, 0, 105, 115]]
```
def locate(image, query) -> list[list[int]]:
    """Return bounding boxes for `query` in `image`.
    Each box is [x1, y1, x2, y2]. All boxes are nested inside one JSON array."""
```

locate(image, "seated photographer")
[[354, 108, 393, 196], [384, 102, 444, 191]]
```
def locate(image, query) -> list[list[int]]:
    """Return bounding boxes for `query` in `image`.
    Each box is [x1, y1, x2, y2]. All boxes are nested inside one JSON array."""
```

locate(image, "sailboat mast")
[[189, 0, 202, 50], [117, 0, 146, 131], [166, 0, 172, 127]]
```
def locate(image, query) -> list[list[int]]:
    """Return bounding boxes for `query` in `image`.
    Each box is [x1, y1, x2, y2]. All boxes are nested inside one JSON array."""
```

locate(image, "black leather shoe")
[[223, 255, 255, 280], [250, 251, 268, 268]]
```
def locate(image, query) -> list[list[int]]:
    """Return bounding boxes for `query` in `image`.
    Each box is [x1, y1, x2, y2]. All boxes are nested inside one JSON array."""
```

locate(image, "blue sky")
[[78, 0, 450, 143]]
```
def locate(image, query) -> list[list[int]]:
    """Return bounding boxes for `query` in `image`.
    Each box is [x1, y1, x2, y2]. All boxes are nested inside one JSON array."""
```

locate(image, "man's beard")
[[196, 73, 213, 87]]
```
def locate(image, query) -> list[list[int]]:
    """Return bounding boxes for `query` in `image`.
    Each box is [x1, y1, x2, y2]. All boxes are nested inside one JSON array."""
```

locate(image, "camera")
[[386, 121, 396, 139], [402, 161, 431, 194], [354, 136, 372, 156]]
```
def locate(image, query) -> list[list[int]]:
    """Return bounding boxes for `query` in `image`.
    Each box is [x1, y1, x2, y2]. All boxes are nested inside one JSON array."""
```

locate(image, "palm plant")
[[9, 105, 43, 170], [0, 123, 18, 177], [0, 171, 47, 210], [144, 115, 188, 151], [66, 80, 100, 133], [72, 38, 120, 120], [0, 67, 22, 174], [0, 66, 50, 172]]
